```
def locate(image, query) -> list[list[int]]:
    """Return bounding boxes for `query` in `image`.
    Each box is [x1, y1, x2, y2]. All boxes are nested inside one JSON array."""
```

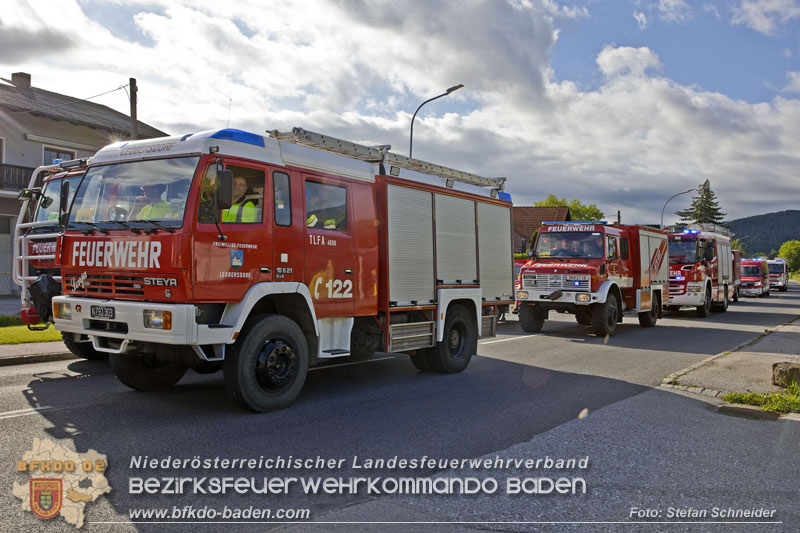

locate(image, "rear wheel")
[[716, 288, 729, 313], [223, 314, 308, 412], [696, 287, 712, 317], [61, 333, 107, 361], [110, 353, 187, 391], [592, 294, 620, 336], [519, 304, 546, 333], [781, 285, 788, 292], [422, 306, 476, 374], [638, 293, 659, 327], [732, 287, 739, 302]]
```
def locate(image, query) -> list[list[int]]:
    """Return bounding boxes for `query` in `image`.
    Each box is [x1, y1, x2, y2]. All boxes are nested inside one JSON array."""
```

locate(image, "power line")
[[0, 84, 130, 117]]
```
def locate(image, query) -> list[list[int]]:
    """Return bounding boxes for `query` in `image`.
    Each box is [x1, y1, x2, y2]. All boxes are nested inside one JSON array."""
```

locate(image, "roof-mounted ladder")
[[269, 127, 506, 191]]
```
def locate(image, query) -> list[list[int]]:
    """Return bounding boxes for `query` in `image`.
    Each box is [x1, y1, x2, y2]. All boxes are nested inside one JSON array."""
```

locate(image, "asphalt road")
[[1, 289, 798, 532]]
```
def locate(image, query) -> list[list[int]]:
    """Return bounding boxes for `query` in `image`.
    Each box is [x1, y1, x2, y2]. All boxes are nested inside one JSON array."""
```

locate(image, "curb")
[[0, 352, 77, 367]]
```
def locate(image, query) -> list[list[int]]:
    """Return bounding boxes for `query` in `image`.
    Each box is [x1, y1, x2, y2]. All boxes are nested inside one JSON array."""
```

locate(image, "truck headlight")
[[516, 291, 529, 300], [53, 302, 71, 320], [576, 293, 591, 302], [143, 310, 172, 330]]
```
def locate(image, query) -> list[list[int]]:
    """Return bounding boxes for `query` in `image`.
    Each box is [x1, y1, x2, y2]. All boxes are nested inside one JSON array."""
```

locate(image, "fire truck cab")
[[740, 259, 771, 297], [768, 259, 789, 292], [515, 222, 668, 336], [49, 128, 514, 411], [666, 224, 734, 317]]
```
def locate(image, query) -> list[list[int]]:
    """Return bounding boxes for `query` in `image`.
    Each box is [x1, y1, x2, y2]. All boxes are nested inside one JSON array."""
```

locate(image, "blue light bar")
[[573, 280, 581, 286], [193, 129, 265, 147], [498, 191, 512, 203], [674, 276, 685, 281], [682, 229, 699, 234]]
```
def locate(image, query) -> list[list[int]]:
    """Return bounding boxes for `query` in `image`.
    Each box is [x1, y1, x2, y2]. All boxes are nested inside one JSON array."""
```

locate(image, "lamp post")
[[660, 188, 697, 230], [409, 84, 464, 158]]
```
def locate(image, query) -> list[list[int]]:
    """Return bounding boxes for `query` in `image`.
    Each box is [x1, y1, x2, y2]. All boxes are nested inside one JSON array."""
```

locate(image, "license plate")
[[90, 305, 115, 319]]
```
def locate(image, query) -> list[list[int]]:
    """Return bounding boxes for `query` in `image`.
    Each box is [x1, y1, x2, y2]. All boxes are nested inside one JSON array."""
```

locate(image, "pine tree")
[[675, 180, 726, 224]]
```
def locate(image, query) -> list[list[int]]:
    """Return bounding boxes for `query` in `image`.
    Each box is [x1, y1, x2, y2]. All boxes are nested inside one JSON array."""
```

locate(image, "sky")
[[2, 0, 800, 225]]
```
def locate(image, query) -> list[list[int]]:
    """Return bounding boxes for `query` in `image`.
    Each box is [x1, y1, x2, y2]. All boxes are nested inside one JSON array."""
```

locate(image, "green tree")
[[675, 180, 726, 224], [534, 194, 604, 221], [730, 238, 746, 256], [778, 240, 800, 271]]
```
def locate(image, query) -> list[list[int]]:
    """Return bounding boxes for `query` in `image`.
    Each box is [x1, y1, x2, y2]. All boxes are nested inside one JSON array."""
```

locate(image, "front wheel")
[[575, 309, 592, 326], [110, 353, 187, 391], [519, 304, 546, 333], [592, 294, 619, 336], [696, 288, 712, 317], [223, 314, 308, 412]]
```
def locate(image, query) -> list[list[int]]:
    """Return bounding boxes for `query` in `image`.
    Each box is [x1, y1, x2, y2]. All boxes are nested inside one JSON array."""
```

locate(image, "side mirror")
[[59, 180, 70, 227], [527, 248, 536, 259]]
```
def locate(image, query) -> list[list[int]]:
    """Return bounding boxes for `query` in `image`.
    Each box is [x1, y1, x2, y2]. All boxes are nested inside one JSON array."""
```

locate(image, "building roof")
[[512, 206, 571, 242], [0, 74, 167, 139]]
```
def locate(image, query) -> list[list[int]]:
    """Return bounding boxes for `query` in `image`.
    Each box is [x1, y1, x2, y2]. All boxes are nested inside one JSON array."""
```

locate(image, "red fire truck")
[[515, 222, 668, 336], [740, 259, 771, 297], [48, 128, 514, 411], [666, 224, 734, 316], [13, 159, 106, 360]]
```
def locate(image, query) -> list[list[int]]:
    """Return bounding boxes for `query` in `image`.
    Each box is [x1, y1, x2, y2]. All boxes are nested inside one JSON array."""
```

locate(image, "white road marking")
[[480, 334, 539, 345], [0, 406, 53, 420]]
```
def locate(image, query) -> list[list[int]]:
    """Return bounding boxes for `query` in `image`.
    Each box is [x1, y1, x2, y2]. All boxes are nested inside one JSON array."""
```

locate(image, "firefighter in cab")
[[222, 176, 258, 223]]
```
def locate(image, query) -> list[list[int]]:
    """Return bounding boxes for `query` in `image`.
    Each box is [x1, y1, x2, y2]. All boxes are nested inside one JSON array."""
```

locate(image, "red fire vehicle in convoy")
[[49, 128, 514, 411], [666, 224, 734, 316], [740, 259, 771, 297], [515, 222, 668, 336], [768, 259, 789, 292], [13, 159, 105, 360]]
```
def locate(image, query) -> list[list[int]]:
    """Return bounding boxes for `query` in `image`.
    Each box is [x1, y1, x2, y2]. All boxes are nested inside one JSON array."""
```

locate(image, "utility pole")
[[129, 77, 138, 140]]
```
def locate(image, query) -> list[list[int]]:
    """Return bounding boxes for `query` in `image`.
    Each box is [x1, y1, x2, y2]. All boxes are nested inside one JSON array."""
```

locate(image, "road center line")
[[480, 334, 539, 345]]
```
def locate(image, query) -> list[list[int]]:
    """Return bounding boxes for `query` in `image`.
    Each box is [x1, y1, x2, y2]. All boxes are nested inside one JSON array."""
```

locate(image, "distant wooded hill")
[[726, 210, 800, 255]]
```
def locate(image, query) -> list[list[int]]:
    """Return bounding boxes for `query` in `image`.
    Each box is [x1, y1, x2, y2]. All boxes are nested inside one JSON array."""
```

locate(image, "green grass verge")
[[790, 272, 800, 282], [0, 315, 23, 328], [0, 325, 63, 344], [723, 382, 800, 414]]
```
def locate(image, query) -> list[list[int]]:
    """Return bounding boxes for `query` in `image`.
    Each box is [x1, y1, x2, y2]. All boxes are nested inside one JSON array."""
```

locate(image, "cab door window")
[[606, 236, 618, 259], [199, 164, 265, 224], [305, 181, 347, 231]]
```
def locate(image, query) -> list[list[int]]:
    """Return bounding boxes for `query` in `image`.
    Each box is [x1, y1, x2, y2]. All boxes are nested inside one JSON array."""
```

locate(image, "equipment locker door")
[[303, 176, 355, 318]]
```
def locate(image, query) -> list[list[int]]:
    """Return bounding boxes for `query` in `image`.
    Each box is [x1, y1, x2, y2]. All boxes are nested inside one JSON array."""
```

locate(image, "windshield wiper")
[[66, 221, 108, 235], [102, 220, 142, 234], [128, 219, 177, 233]]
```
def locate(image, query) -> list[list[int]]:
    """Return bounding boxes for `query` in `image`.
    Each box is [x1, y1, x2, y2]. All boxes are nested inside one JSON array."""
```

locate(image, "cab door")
[[303, 176, 355, 318], [193, 161, 272, 301]]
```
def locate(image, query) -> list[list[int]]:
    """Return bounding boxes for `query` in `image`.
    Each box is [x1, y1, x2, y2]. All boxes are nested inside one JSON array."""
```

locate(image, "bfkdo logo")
[[30, 478, 63, 519]]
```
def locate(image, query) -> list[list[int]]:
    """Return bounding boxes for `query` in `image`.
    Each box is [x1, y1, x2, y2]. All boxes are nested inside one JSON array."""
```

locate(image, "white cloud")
[[784, 47, 793, 57], [633, 11, 649, 29], [2, 0, 799, 225], [541, 0, 590, 19], [596, 46, 662, 78], [658, 0, 694, 23], [732, 0, 800, 35], [783, 71, 800, 92], [703, 3, 721, 19]]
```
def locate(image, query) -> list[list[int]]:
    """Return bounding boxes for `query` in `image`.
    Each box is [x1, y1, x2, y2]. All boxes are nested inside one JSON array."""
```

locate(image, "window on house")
[[43, 147, 75, 165]]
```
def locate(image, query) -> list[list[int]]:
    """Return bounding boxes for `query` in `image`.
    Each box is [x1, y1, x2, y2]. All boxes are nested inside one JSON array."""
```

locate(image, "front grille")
[[64, 271, 145, 297], [86, 320, 129, 334], [522, 274, 590, 291], [669, 283, 686, 295]]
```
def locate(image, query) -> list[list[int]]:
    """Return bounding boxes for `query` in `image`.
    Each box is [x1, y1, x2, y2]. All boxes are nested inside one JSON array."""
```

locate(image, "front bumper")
[[515, 289, 599, 306], [52, 296, 233, 353], [740, 287, 766, 296]]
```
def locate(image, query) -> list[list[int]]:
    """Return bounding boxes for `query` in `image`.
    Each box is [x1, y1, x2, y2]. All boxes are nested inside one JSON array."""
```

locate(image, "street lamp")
[[660, 188, 697, 230], [409, 84, 464, 158]]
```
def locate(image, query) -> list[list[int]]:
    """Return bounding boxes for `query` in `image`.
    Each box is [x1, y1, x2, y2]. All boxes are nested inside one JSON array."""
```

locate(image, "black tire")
[[732, 287, 739, 302], [61, 332, 107, 361], [575, 309, 592, 326], [223, 314, 308, 412], [109, 353, 187, 391], [637, 294, 659, 327], [409, 350, 432, 372], [717, 288, 729, 313], [696, 286, 712, 317], [347, 320, 380, 362], [519, 304, 546, 333], [782, 285, 788, 292], [667, 305, 682, 312], [765, 289, 771, 297], [424, 305, 477, 374], [592, 294, 619, 336]]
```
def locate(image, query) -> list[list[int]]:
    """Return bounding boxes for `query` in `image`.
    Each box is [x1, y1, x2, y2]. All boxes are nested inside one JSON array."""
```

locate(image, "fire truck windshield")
[[742, 266, 762, 277], [668, 240, 697, 264], [68, 157, 199, 228], [768, 263, 785, 274], [535, 232, 604, 258]]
